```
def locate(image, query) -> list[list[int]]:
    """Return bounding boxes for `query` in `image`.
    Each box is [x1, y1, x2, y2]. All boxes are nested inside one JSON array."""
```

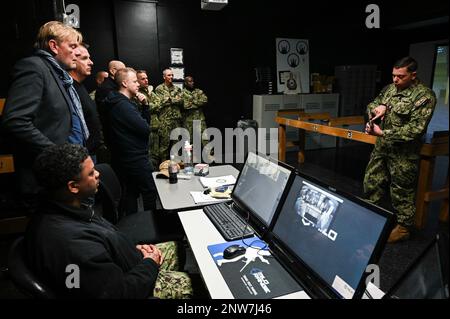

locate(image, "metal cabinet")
[[253, 94, 339, 154]]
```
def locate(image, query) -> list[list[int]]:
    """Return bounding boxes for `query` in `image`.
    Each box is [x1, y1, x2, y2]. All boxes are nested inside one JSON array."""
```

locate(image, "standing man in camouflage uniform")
[[363, 57, 436, 243], [154, 68, 183, 161], [136, 70, 161, 167], [137, 70, 154, 96], [182, 76, 208, 147]]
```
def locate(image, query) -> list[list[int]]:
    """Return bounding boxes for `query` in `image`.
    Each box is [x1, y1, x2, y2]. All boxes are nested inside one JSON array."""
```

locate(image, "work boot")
[[387, 224, 410, 243]]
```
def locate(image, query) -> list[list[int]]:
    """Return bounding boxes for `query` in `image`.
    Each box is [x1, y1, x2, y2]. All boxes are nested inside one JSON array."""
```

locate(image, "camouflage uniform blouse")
[[367, 80, 436, 157]]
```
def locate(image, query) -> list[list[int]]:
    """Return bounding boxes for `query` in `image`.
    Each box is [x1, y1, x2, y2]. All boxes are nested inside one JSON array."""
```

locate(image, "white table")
[[178, 209, 310, 299], [152, 165, 239, 211]]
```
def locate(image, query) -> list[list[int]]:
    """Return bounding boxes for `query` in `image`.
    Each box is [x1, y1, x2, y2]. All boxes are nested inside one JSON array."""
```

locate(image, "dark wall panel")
[[113, 0, 159, 82], [0, 0, 55, 96], [74, 0, 117, 91], [157, 3, 252, 130], [0, 0, 448, 122]]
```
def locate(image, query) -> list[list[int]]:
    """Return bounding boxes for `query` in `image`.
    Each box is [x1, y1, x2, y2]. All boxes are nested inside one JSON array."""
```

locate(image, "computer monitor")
[[270, 172, 393, 299], [232, 151, 294, 233]]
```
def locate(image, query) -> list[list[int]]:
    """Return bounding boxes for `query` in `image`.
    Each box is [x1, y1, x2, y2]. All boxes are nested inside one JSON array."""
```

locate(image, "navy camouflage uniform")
[[137, 86, 162, 167], [182, 87, 208, 146], [363, 80, 436, 227], [153, 241, 193, 299], [154, 83, 183, 161]]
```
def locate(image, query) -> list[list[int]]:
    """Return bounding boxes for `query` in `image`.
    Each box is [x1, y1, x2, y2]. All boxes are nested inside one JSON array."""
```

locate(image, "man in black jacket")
[[1, 21, 88, 212], [95, 60, 126, 149], [26, 143, 192, 298], [105, 67, 158, 214], [68, 43, 105, 163], [95, 60, 126, 105]]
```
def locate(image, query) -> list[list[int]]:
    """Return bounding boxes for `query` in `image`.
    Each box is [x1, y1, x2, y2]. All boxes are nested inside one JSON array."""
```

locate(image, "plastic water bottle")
[[168, 155, 178, 184], [183, 141, 193, 175]]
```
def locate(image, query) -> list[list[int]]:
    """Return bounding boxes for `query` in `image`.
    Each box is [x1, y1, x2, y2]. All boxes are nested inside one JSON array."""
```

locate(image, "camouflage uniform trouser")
[[184, 115, 207, 148], [363, 149, 419, 227], [158, 120, 181, 161], [149, 129, 160, 168], [185, 119, 207, 156], [153, 241, 193, 299]]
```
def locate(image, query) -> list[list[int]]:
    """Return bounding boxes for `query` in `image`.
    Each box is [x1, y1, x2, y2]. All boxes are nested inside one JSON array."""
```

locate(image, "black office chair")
[[95, 163, 122, 224], [7, 236, 56, 299], [94, 163, 184, 244]]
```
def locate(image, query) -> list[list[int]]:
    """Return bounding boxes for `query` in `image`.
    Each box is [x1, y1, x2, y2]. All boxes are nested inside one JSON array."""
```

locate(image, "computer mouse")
[[223, 245, 246, 259]]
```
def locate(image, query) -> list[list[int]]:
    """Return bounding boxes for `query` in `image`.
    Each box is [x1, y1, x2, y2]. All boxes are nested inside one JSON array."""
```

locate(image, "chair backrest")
[[7, 236, 56, 299], [94, 163, 122, 224]]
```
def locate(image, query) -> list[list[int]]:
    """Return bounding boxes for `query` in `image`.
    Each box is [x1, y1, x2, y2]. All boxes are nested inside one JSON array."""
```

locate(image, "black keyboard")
[[203, 203, 255, 241]]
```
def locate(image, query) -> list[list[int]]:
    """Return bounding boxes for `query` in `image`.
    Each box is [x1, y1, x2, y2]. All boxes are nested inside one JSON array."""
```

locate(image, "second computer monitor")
[[271, 172, 393, 299], [232, 152, 293, 230]]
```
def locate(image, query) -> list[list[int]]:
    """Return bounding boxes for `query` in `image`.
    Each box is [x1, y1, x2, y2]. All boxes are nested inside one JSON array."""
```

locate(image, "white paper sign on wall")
[[276, 38, 310, 94]]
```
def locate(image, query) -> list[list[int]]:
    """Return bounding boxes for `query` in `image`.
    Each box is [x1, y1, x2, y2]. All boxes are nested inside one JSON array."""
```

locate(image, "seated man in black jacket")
[[25, 143, 192, 298]]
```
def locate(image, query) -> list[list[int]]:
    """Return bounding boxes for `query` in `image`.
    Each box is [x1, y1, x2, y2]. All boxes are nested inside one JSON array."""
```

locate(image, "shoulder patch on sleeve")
[[415, 96, 429, 107]]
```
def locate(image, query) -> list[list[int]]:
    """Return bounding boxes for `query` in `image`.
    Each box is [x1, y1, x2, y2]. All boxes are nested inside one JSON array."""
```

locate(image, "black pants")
[[117, 158, 157, 215]]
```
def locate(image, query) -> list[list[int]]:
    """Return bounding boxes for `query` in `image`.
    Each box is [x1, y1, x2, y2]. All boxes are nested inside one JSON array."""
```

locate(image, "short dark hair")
[[33, 144, 89, 191], [394, 56, 418, 73]]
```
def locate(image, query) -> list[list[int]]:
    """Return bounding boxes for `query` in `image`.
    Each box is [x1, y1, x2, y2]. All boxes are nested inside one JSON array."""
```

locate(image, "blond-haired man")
[[1, 21, 86, 213]]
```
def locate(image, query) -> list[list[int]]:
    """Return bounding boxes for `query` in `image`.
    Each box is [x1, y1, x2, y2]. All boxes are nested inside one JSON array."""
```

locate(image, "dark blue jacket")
[[104, 91, 150, 166]]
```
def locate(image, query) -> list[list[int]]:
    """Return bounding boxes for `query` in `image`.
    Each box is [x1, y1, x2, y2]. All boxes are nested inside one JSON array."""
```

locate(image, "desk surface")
[[153, 165, 239, 211], [178, 209, 309, 299]]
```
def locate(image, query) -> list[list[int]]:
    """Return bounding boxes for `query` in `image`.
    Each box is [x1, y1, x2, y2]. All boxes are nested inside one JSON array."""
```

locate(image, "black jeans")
[[118, 158, 157, 215]]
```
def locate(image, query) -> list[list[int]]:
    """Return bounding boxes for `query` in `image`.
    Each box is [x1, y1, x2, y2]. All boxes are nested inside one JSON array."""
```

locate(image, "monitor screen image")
[[295, 181, 341, 234], [233, 152, 292, 228], [272, 174, 391, 299]]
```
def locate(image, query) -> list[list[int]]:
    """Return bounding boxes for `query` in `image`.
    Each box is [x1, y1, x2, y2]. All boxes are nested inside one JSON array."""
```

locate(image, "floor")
[[0, 144, 447, 298]]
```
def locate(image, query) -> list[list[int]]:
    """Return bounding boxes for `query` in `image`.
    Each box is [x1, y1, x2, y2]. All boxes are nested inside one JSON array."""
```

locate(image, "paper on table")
[[190, 191, 229, 204], [177, 173, 192, 180], [199, 175, 236, 188]]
